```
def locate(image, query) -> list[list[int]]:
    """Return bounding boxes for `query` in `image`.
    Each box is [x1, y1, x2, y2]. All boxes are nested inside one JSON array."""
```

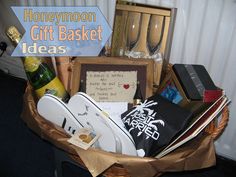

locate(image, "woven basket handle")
[[205, 106, 229, 140]]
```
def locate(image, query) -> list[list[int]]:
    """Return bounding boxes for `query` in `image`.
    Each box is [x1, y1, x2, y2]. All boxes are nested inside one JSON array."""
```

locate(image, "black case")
[[173, 64, 217, 100]]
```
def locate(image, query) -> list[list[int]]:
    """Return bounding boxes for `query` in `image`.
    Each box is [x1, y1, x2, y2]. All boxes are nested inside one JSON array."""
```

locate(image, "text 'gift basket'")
[[20, 2, 230, 177]]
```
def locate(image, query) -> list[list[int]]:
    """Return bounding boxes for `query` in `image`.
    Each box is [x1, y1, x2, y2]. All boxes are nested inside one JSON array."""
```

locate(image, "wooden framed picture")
[[70, 57, 154, 103]]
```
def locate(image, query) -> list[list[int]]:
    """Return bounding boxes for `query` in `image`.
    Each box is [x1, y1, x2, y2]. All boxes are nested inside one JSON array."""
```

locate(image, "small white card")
[[99, 102, 128, 128], [67, 128, 100, 150]]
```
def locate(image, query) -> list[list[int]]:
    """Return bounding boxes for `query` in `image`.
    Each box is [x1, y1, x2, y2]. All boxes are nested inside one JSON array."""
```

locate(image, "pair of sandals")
[[37, 92, 137, 156]]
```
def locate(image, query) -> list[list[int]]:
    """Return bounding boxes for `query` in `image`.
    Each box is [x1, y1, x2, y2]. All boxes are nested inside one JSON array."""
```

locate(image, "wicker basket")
[[21, 84, 229, 177]]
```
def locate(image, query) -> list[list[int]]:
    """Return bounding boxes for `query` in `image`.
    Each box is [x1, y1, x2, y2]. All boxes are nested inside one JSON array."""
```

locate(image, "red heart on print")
[[123, 84, 130, 89]]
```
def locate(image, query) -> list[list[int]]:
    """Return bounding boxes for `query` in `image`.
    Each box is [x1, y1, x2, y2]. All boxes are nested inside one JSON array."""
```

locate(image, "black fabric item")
[[0, 72, 55, 177], [121, 94, 193, 157], [173, 64, 217, 100], [61, 162, 104, 177], [62, 162, 93, 177]]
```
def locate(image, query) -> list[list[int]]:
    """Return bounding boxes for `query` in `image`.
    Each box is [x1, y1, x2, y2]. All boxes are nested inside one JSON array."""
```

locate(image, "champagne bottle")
[[6, 26, 70, 102], [133, 81, 143, 106]]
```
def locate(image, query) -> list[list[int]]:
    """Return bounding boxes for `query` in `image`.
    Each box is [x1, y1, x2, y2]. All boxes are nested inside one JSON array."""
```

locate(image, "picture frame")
[[70, 57, 154, 102]]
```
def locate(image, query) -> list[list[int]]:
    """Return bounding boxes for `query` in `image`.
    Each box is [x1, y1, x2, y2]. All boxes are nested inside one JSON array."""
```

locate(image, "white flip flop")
[[68, 92, 137, 156], [37, 94, 83, 135]]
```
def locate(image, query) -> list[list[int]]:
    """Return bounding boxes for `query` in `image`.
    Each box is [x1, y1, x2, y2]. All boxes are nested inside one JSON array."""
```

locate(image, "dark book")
[[173, 64, 217, 100]]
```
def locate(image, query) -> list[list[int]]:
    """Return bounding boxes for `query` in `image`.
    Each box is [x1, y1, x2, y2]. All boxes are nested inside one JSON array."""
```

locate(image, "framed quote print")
[[70, 57, 154, 103]]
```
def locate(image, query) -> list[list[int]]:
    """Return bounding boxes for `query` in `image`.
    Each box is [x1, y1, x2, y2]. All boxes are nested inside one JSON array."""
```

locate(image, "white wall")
[[0, 0, 236, 160]]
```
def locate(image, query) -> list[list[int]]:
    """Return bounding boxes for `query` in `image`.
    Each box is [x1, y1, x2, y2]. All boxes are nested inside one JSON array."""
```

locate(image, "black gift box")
[[173, 64, 217, 100]]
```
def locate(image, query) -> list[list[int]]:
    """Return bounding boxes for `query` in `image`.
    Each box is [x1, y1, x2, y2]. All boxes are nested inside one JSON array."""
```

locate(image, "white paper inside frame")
[[86, 71, 137, 102]]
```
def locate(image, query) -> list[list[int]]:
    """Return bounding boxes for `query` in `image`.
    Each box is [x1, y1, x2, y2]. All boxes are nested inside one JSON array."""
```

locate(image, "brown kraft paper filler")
[[21, 85, 216, 177]]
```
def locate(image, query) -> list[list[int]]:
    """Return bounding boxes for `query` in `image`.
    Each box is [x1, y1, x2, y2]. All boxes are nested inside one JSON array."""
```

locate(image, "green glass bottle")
[[6, 26, 69, 102], [133, 81, 143, 106], [78, 79, 85, 92]]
